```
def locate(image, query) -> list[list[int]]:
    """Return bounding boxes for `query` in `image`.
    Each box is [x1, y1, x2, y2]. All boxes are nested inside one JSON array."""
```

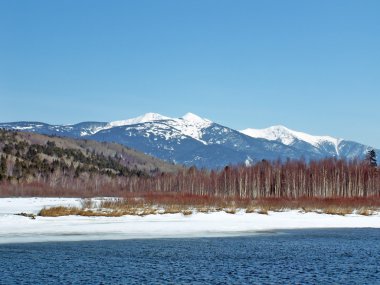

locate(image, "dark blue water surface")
[[0, 229, 379, 285]]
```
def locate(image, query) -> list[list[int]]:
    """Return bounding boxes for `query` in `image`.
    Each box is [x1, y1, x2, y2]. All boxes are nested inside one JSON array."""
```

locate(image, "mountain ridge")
[[0, 113, 377, 168]]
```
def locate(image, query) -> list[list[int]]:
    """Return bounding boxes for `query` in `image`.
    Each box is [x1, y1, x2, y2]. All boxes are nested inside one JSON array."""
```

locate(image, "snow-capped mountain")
[[240, 125, 370, 160], [241, 125, 341, 149], [0, 113, 377, 168], [104, 112, 213, 144], [241, 126, 341, 156]]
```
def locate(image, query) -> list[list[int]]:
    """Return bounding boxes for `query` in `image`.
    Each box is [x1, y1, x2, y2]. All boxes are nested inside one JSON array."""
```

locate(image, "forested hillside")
[[0, 129, 180, 196]]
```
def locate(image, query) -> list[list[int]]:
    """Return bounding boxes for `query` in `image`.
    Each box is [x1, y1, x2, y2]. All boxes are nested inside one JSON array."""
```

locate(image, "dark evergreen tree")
[[366, 148, 377, 167], [0, 155, 7, 180], [13, 158, 23, 180]]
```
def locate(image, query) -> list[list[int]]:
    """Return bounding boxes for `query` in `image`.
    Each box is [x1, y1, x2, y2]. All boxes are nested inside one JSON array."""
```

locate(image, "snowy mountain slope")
[[0, 121, 108, 137], [89, 121, 207, 164], [136, 113, 213, 144], [0, 113, 377, 168], [241, 125, 340, 149], [106, 113, 171, 128], [240, 125, 373, 159], [93, 112, 213, 144]]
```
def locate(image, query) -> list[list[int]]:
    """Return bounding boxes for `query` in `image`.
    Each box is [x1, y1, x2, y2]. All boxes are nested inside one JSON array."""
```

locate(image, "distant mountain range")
[[0, 113, 377, 169]]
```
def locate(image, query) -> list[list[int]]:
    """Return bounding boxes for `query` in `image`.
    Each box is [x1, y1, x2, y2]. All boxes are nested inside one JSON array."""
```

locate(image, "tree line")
[[1, 155, 378, 199]]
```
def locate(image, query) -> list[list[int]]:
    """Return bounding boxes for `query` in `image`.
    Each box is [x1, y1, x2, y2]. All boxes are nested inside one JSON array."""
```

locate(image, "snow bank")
[[0, 197, 82, 215], [0, 198, 379, 244]]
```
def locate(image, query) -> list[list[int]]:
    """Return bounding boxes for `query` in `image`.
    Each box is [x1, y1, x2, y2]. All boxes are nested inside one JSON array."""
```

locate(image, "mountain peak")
[[138, 112, 171, 122], [108, 113, 171, 127], [241, 125, 341, 150], [268, 125, 291, 131], [181, 113, 211, 124]]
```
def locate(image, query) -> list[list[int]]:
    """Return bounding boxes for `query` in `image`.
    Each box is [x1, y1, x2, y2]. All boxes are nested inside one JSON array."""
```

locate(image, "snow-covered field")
[[0, 198, 379, 244]]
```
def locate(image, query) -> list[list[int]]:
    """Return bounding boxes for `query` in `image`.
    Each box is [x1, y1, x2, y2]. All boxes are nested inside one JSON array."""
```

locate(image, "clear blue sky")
[[0, 1, 379, 147]]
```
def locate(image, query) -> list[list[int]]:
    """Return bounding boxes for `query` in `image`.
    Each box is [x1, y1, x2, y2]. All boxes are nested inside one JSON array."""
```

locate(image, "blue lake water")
[[0, 229, 379, 285]]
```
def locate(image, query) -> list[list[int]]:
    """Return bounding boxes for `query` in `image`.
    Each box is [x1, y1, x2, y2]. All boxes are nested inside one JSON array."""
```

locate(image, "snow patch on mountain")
[[108, 113, 171, 128], [79, 126, 108, 136], [241, 125, 342, 155], [114, 113, 212, 144], [91, 112, 213, 144], [173, 113, 212, 144], [182, 112, 211, 124], [98, 113, 213, 144], [81, 112, 172, 137], [13, 126, 35, 130]]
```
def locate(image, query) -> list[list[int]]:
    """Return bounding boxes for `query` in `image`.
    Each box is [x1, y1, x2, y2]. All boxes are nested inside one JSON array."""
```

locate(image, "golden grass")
[[357, 208, 376, 216], [196, 207, 211, 213], [225, 208, 237, 214], [39, 206, 126, 217], [39, 206, 81, 217], [245, 207, 256, 214], [322, 207, 353, 216], [138, 208, 158, 216], [181, 209, 193, 216], [256, 208, 269, 215], [37, 196, 380, 217], [162, 205, 183, 215]]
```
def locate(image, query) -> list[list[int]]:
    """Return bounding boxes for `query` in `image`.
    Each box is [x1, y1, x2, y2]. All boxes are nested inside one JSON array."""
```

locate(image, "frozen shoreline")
[[0, 197, 379, 244]]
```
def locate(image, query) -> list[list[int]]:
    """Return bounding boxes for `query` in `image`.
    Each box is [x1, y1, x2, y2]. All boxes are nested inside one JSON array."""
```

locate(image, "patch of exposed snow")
[[0, 197, 82, 215], [245, 156, 254, 166], [79, 126, 108, 136], [13, 126, 35, 130], [108, 113, 171, 128], [182, 112, 211, 124], [167, 113, 212, 144]]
